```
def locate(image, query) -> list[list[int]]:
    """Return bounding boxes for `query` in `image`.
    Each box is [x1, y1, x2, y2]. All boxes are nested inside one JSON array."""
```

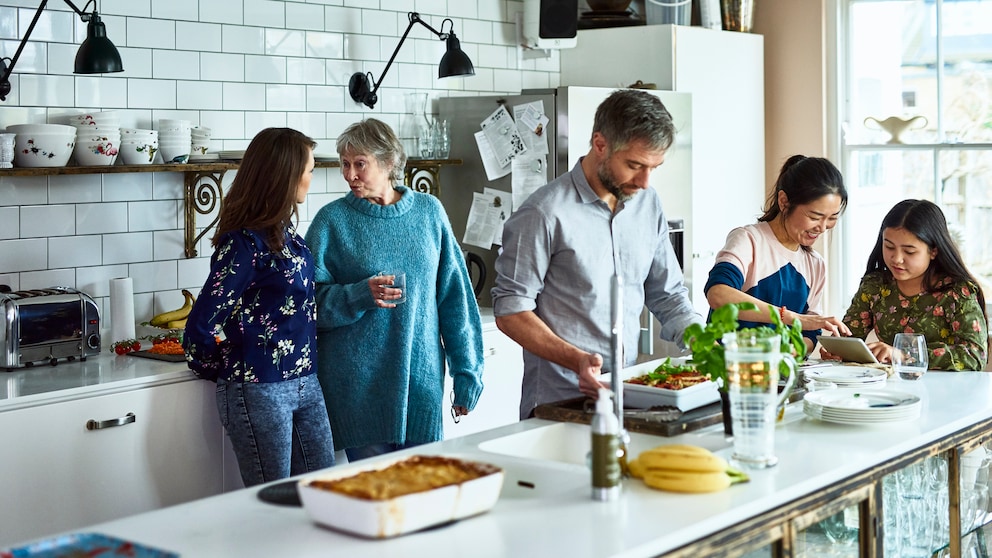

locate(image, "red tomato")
[[115, 345, 127, 355]]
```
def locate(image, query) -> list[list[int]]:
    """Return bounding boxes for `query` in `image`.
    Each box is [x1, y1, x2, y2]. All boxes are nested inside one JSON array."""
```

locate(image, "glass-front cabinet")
[[664, 419, 992, 557]]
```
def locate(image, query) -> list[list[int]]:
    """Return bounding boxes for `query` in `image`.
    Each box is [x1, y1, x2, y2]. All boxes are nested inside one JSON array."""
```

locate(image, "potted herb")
[[683, 302, 806, 434]]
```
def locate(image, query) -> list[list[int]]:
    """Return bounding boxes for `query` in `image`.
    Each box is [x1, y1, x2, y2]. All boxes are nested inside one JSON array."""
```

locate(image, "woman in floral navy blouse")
[[826, 199, 988, 370], [183, 128, 335, 486]]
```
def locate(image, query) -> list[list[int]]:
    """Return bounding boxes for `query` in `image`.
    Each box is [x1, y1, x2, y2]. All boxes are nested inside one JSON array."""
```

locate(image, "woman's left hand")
[[369, 274, 401, 307]]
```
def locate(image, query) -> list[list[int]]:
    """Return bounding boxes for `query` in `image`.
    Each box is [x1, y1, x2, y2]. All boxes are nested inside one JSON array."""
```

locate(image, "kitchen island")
[[11, 370, 992, 557]]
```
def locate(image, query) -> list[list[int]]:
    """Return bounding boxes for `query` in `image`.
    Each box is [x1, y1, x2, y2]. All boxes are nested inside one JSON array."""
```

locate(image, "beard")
[[597, 157, 635, 203]]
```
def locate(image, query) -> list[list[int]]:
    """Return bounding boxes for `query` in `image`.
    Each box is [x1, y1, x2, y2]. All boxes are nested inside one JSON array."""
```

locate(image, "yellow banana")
[[637, 446, 729, 473], [643, 469, 732, 493], [150, 289, 195, 327], [166, 318, 187, 329], [628, 456, 646, 479]]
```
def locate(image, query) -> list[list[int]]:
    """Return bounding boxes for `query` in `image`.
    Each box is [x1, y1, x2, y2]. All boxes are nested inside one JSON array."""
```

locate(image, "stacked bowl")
[[158, 119, 191, 163], [5, 124, 76, 168], [190, 126, 213, 160], [68, 111, 121, 166], [119, 128, 159, 165]]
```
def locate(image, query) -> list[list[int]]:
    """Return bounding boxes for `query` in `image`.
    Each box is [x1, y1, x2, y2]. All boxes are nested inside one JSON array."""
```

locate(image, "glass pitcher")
[[722, 330, 797, 468]]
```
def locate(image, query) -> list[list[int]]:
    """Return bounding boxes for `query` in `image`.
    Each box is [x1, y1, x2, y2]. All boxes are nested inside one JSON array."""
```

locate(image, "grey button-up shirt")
[[492, 161, 703, 418]]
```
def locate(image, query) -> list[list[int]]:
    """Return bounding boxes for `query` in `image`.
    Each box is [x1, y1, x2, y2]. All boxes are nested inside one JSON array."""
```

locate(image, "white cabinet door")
[[443, 327, 523, 439], [0, 380, 229, 547]]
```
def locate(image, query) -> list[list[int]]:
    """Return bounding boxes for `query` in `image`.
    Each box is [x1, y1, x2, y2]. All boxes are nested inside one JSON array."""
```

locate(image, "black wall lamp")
[[349, 12, 474, 110], [0, 0, 124, 102]]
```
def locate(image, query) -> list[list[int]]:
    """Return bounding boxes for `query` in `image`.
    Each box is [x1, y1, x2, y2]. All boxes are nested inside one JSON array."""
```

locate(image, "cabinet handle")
[[86, 412, 136, 431]]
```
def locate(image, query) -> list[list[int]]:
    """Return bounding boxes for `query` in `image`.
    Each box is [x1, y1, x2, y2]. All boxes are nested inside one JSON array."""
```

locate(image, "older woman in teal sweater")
[[306, 118, 484, 462]]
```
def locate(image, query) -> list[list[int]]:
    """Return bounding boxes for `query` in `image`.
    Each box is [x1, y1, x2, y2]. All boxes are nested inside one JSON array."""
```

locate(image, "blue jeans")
[[217, 375, 335, 487], [345, 440, 422, 463]]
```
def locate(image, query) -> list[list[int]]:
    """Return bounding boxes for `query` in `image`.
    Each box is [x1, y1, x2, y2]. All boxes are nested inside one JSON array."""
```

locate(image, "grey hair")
[[335, 118, 407, 183], [592, 89, 676, 153]]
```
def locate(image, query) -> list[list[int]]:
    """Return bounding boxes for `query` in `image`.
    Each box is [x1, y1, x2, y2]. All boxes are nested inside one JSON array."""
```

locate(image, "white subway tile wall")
[[0, 0, 553, 333]]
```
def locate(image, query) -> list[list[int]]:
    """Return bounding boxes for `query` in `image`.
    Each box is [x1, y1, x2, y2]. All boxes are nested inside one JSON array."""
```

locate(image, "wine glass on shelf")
[[892, 333, 928, 380]]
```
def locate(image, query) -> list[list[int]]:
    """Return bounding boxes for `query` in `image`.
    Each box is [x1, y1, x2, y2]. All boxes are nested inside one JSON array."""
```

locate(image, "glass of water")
[[892, 333, 928, 380]]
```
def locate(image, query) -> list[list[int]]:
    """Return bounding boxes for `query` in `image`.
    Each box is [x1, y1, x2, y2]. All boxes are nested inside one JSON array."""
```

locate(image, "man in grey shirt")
[[492, 89, 704, 419]]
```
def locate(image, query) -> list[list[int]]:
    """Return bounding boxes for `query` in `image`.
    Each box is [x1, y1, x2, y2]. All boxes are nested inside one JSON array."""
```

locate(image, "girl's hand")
[[867, 341, 894, 363], [818, 347, 842, 361]]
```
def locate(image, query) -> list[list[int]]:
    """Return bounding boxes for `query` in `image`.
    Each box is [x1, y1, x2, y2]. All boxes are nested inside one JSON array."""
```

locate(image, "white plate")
[[805, 389, 919, 410], [803, 389, 921, 424], [806, 366, 887, 384], [217, 150, 245, 160]]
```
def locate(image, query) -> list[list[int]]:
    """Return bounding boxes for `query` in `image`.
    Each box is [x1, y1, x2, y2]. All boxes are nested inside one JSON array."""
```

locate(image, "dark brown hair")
[[213, 128, 316, 252]]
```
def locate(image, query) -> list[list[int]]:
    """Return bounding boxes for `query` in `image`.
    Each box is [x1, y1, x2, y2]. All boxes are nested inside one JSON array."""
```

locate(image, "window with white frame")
[[839, 0, 992, 315]]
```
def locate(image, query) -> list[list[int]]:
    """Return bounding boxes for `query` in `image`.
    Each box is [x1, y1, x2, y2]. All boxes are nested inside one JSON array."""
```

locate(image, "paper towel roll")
[[110, 277, 136, 344]]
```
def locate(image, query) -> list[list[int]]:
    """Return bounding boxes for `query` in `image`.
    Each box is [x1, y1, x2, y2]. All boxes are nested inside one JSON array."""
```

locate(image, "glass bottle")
[[400, 92, 428, 158]]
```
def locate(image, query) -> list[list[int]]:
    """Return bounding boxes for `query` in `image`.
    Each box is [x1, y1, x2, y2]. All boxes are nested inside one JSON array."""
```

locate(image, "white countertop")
[[21, 370, 991, 558], [0, 352, 192, 412], [0, 307, 497, 413]]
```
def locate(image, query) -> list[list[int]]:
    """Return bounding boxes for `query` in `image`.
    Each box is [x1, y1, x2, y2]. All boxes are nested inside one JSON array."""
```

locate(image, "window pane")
[[937, 2, 992, 142], [848, 1, 936, 145], [940, 149, 992, 288], [841, 150, 936, 305]]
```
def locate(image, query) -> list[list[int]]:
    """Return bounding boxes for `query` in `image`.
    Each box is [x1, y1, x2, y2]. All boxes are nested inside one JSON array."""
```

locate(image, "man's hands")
[[576, 352, 605, 398]]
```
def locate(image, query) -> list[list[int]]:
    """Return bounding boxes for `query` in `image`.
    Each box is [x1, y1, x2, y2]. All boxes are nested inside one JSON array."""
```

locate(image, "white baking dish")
[[619, 358, 720, 411], [297, 454, 504, 539]]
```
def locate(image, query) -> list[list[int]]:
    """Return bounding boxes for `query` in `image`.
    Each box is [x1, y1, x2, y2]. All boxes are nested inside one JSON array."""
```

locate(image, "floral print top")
[[183, 226, 317, 382], [843, 272, 988, 371]]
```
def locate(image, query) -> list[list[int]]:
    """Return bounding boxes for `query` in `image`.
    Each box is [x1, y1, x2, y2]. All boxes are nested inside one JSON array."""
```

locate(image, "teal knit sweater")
[[305, 186, 484, 450]]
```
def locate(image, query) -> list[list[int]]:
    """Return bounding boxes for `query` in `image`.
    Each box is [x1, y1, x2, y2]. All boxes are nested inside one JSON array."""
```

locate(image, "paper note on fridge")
[[480, 105, 527, 167], [463, 192, 503, 249], [513, 101, 549, 157], [474, 131, 511, 181], [511, 155, 547, 210]]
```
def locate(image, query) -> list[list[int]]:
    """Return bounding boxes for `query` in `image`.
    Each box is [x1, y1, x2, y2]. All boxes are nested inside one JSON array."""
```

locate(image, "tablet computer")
[[816, 336, 879, 364]]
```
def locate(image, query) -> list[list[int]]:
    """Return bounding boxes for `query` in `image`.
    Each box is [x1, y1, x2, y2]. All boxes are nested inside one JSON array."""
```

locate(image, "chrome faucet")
[[610, 274, 629, 458]]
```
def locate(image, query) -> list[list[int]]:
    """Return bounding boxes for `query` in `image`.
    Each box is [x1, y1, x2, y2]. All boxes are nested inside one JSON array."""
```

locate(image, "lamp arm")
[[61, 0, 96, 20], [0, 0, 50, 101], [366, 12, 444, 99]]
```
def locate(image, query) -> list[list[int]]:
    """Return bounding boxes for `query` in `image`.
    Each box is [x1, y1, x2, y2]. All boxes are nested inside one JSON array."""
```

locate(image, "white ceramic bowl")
[[73, 139, 119, 166], [12, 130, 76, 167], [7, 123, 77, 136], [119, 142, 158, 165], [121, 128, 158, 137], [190, 143, 210, 156], [159, 143, 190, 164]]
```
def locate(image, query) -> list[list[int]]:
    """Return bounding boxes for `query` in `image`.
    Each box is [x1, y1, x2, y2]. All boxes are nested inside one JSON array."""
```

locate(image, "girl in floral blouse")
[[826, 199, 988, 370], [183, 128, 335, 486]]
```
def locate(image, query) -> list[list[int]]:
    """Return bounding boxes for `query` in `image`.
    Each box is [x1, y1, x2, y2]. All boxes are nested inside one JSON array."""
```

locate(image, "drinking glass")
[[892, 333, 928, 380], [722, 330, 797, 468], [433, 119, 450, 158]]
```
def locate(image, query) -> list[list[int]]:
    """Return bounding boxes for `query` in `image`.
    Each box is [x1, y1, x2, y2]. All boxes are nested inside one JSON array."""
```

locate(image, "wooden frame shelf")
[[0, 158, 462, 258]]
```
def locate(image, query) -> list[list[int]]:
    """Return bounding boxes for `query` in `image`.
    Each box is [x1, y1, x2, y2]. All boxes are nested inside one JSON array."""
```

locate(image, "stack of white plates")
[[217, 150, 246, 160], [803, 389, 921, 424], [804, 366, 887, 388]]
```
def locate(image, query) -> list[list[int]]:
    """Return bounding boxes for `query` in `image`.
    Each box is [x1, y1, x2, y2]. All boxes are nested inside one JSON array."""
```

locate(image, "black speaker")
[[523, 0, 578, 49]]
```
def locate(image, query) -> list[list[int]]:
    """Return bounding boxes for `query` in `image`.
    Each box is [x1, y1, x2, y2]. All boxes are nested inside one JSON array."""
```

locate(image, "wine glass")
[[892, 333, 928, 380]]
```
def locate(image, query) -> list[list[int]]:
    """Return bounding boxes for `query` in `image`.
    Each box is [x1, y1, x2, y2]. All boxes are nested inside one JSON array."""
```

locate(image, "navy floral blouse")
[[183, 226, 317, 382]]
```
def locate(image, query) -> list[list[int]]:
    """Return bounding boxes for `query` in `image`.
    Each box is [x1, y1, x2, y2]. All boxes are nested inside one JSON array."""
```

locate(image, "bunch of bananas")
[[628, 444, 749, 493], [149, 289, 195, 329]]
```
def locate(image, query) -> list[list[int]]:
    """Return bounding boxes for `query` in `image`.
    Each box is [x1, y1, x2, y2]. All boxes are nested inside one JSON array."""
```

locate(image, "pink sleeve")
[[713, 227, 757, 277], [805, 253, 828, 315]]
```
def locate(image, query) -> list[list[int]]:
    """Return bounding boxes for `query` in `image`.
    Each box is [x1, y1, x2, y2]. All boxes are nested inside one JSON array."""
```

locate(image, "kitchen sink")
[[477, 421, 732, 467]]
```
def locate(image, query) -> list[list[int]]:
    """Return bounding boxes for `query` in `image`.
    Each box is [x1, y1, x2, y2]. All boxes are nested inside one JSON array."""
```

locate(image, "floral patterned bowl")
[[10, 131, 76, 167], [74, 139, 120, 166], [119, 140, 159, 165]]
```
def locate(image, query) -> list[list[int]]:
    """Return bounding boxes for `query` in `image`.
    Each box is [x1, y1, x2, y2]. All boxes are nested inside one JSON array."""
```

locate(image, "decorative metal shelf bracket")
[[184, 169, 227, 258], [179, 158, 460, 259]]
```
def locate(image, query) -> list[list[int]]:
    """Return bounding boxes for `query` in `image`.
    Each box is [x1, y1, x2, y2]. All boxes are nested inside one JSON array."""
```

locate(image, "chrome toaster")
[[1, 286, 101, 370]]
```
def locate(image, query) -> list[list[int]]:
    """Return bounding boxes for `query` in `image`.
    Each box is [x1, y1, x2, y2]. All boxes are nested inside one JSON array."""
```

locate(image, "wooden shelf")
[[0, 158, 463, 258]]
